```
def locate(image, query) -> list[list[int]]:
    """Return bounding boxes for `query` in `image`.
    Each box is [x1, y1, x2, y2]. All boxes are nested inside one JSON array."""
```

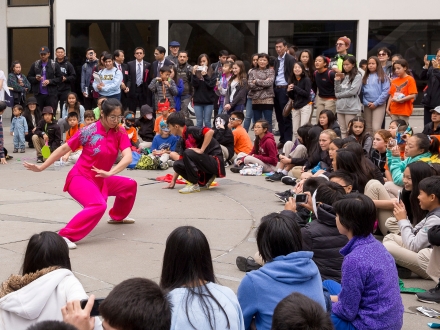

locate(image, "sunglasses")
[[377, 53, 387, 56], [229, 118, 242, 121]]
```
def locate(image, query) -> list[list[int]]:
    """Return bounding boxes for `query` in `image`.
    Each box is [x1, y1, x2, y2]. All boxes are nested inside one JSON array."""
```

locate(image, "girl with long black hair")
[[160, 226, 244, 330], [316, 109, 341, 137]]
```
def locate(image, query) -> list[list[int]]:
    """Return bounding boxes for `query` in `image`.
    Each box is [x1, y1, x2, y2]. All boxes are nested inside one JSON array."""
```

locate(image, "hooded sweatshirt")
[[213, 113, 234, 160], [134, 105, 155, 142], [237, 251, 326, 330], [0, 268, 101, 330], [250, 132, 278, 166], [300, 205, 348, 282]]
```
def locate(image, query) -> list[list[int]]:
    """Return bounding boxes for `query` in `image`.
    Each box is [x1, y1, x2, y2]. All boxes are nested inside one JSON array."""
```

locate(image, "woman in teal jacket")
[[387, 134, 440, 187]]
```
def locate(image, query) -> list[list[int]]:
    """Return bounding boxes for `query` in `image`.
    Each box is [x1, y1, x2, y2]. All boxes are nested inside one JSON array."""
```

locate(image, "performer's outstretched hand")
[[23, 162, 43, 172], [163, 182, 175, 189], [92, 166, 112, 178]]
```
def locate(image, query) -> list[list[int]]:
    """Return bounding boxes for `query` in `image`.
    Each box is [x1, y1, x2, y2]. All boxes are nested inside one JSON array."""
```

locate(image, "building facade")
[[2, 0, 440, 105]]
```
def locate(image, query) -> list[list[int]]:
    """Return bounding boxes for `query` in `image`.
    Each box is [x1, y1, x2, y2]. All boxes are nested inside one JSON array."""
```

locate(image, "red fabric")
[[202, 127, 211, 135], [156, 174, 186, 184]]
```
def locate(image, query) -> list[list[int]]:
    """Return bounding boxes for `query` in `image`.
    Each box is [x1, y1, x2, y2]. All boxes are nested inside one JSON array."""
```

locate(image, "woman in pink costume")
[[24, 98, 137, 249]]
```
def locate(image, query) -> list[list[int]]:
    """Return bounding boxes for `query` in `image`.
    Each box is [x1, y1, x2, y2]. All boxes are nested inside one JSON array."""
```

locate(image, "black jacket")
[[151, 59, 175, 79], [134, 105, 154, 142], [280, 208, 315, 229], [287, 76, 312, 109], [28, 59, 62, 96], [128, 60, 152, 105], [224, 79, 248, 110], [56, 57, 76, 92], [213, 113, 234, 161], [274, 52, 296, 85], [23, 107, 42, 133], [422, 122, 440, 135], [34, 119, 62, 152], [191, 74, 216, 105], [300, 204, 348, 282], [421, 66, 440, 108], [114, 62, 131, 90]]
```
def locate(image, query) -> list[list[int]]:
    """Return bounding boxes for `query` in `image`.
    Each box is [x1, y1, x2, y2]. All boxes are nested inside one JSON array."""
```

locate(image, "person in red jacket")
[[231, 119, 278, 173]]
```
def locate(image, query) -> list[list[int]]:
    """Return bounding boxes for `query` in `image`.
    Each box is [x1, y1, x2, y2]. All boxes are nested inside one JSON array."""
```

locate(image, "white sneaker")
[[179, 183, 200, 194], [63, 237, 77, 249], [107, 216, 136, 224]]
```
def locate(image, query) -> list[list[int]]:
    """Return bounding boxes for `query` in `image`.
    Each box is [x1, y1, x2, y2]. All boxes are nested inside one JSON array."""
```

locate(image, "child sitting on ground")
[[346, 116, 372, 155], [229, 111, 252, 157], [134, 104, 155, 150], [93, 96, 106, 120], [155, 99, 172, 134], [149, 121, 178, 170], [83, 110, 95, 126], [10, 104, 28, 153], [61, 112, 84, 164], [423, 106, 440, 135], [122, 111, 139, 148], [32, 106, 61, 163]]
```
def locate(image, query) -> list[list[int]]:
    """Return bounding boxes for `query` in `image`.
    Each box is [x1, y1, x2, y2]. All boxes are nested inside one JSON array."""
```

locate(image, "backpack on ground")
[[135, 155, 159, 170]]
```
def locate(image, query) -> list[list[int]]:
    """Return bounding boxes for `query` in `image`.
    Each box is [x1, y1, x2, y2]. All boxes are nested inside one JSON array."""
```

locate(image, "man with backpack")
[[28, 46, 62, 114], [80, 47, 99, 110], [175, 51, 193, 118]]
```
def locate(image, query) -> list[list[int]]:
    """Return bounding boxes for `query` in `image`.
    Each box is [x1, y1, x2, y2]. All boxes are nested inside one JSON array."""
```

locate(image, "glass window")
[[8, 27, 49, 76], [269, 21, 357, 59], [8, 0, 48, 6], [368, 20, 440, 105], [169, 21, 258, 68]]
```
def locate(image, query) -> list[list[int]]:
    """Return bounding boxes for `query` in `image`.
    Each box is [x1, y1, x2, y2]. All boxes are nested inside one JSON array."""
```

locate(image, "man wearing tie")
[[127, 47, 151, 111], [114, 49, 131, 111], [151, 46, 174, 110]]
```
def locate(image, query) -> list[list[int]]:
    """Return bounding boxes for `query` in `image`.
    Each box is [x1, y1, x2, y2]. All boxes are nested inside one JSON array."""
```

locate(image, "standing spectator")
[[151, 46, 174, 78], [314, 55, 336, 114], [244, 53, 258, 132], [92, 54, 123, 100], [377, 47, 393, 78], [8, 61, 31, 107], [421, 49, 440, 125], [191, 54, 216, 128], [113, 49, 131, 111], [55, 47, 76, 112], [223, 61, 248, 114], [288, 62, 312, 138], [248, 53, 275, 130], [362, 56, 390, 134], [386, 59, 418, 123], [335, 56, 362, 137], [148, 66, 178, 108], [175, 50, 193, 118], [0, 102, 9, 164], [0, 69, 9, 102], [274, 38, 296, 148], [80, 47, 98, 110], [127, 47, 151, 111], [27, 46, 62, 112], [10, 105, 28, 153], [212, 50, 229, 121], [329, 36, 352, 72], [298, 49, 316, 81], [22, 97, 41, 148], [166, 41, 180, 65]]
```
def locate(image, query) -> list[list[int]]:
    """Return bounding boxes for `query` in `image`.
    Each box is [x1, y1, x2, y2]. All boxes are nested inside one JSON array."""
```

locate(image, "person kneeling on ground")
[[323, 193, 403, 330], [164, 112, 225, 194], [383, 176, 440, 279], [272, 292, 334, 330], [62, 278, 171, 330]]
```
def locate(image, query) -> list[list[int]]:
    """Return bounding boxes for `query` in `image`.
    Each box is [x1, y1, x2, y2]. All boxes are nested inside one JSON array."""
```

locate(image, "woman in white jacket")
[[0, 232, 101, 330]]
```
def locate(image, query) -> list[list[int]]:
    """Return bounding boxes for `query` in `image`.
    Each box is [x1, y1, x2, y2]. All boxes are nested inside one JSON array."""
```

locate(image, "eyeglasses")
[[107, 115, 124, 121], [377, 53, 387, 56], [335, 43, 345, 47], [229, 118, 242, 121]]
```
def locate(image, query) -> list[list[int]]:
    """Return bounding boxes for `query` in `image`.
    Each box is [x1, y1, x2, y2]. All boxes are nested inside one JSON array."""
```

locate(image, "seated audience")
[[27, 320, 77, 330], [323, 194, 404, 330], [228, 111, 253, 157], [134, 104, 155, 150], [369, 129, 392, 178], [61, 112, 84, 164], [316, 109, 341, 137], [160, 226, 244, 329], [0, 232, 101, 330], [422, 106, 440, 135], [329, 170, 355, 194], [237, 212, 326, 330], [213, 113, 234, 164], [346, 116, 372, 155], [149, 121, 179, 170]]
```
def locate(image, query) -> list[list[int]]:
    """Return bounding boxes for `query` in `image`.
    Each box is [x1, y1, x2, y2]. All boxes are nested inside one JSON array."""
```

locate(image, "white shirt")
[[275, 53, 288, 86]]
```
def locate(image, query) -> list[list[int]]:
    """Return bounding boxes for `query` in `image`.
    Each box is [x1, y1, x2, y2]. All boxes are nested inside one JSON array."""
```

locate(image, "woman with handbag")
[[286, 62, 312, 139], [248, 53, 275, 130], [8, 61, 31, 107]]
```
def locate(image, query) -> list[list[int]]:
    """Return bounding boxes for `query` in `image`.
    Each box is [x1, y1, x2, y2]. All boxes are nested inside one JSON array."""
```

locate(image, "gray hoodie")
[[335, 72, 362, 114]]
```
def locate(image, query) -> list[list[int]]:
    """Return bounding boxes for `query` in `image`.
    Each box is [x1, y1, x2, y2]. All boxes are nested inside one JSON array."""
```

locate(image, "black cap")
[[42, 106, 53, 114], [26, 97, 38, 106], [39, 46, 50, 54]]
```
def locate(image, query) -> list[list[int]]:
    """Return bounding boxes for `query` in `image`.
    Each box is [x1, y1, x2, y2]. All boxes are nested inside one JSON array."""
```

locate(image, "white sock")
[[282, 170, 289, 176], [277, 169, 283, 173]]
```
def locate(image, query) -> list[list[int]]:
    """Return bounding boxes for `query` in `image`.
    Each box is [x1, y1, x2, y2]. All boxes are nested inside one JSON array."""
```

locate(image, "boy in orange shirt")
[[155, 99, 172, 134], [229, 111, 253, 157], [61, 112, 84, 164], [386, 59, 418, 123], [123, 111, 139, 147]]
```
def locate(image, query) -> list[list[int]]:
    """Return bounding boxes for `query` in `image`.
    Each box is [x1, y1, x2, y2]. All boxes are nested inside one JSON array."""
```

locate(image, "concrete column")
[[258, 19, 269, 53], [357, 18, 369, 61], [0, 1, 8, 71], [159, 19, 168, 50]]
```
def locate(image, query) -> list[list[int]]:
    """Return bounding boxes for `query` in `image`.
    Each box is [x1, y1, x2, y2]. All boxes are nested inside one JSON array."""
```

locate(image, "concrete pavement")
[[0, 110, 435, 329]]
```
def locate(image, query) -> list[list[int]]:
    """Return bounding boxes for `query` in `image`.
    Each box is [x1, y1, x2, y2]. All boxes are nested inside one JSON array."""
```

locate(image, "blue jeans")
[[194, 104, 213, 128], [218, 104, 224, 115], [103, 93, 121, 101], [253, 109, 273, 132], [244, 98, 253, 132], [322, 280, 357, 330]]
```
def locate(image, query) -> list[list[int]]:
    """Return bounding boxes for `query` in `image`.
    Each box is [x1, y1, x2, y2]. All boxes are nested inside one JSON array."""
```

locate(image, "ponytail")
[[429, 136, 440, 156]]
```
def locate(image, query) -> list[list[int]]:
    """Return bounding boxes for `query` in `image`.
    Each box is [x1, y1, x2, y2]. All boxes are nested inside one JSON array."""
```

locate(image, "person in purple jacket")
[[323, 193, 404, 330]]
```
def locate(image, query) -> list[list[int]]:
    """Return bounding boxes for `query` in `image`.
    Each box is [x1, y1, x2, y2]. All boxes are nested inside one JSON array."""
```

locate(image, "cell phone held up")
[[295, 193, 308, 204], [80, 298, 105, 317], [387, 139, 397, 150]]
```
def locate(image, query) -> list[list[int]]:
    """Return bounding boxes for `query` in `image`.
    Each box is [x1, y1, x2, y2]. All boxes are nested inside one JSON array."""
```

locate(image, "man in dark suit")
[[150, 46, 174, 109], [273, 38, 296, 148], [114, 49, 131, 111], [127, 47, 151, 111]]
